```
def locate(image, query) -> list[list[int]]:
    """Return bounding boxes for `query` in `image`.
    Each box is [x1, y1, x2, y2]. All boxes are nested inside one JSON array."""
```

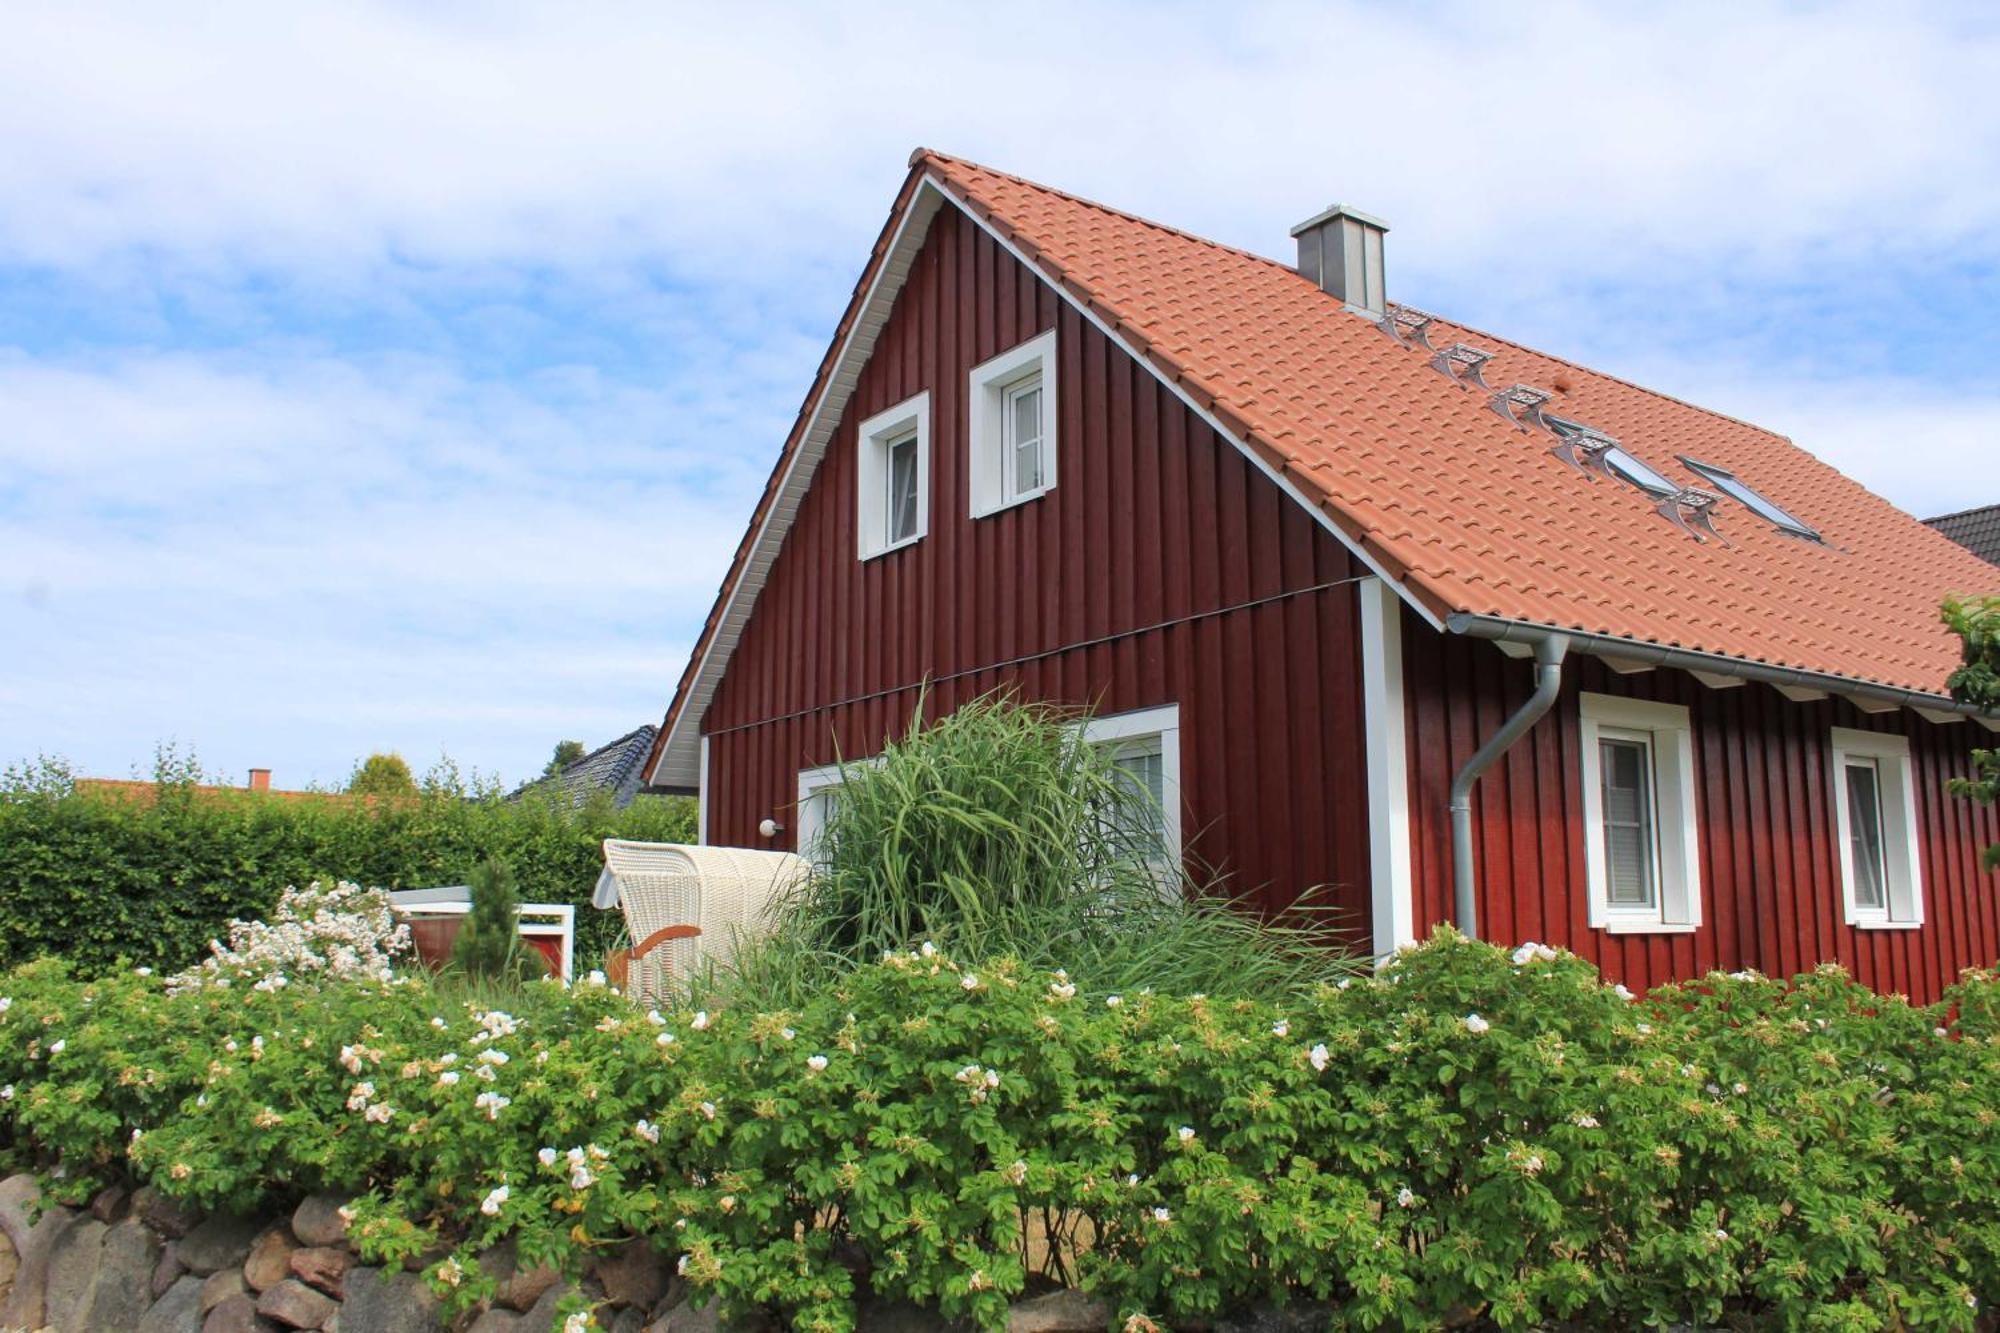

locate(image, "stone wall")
[[0, 1174, 1139, 1333], [0, 1174, 711, 1333]]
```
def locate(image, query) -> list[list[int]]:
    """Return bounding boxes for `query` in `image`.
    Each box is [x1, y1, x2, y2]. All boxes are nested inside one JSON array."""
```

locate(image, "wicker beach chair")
[[594, 841, 806, 1003]]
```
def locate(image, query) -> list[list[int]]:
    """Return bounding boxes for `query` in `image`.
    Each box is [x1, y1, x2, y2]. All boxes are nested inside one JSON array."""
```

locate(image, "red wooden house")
[[641, 150, 2000, 1001]]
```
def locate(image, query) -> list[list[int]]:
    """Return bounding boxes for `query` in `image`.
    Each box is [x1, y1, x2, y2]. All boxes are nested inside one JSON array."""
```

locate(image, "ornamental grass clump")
[[722, 695, 1353, 1008]]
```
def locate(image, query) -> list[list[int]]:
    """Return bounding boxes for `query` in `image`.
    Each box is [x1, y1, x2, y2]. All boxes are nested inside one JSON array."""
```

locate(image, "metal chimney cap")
[[1289, 204, 1390, 238]]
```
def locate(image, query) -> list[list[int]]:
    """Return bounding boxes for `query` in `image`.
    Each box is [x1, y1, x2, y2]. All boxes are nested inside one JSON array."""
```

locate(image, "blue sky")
[[3, 1, 1997, 790]]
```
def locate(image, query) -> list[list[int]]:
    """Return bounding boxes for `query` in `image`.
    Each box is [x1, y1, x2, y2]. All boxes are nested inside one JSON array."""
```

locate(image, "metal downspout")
[[1449, 632, 1568, 939]]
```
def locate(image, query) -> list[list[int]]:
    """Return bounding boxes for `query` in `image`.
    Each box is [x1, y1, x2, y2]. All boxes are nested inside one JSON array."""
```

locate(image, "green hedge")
[[4, 932, 1998, 1331], [0, 778, 693, 972]]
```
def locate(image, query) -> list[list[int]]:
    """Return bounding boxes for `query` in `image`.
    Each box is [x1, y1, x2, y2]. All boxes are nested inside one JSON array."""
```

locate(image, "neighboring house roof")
[[73, 777, 350, 805], [1927, 504, 2000, 567], [518, 725, 659, 809], [645, 150, 2000, 787]]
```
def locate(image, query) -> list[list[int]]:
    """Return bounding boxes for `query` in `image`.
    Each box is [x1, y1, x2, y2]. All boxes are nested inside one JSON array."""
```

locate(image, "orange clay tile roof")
[[916, 149, 1999, 695], [645, 151, 2000, 784]]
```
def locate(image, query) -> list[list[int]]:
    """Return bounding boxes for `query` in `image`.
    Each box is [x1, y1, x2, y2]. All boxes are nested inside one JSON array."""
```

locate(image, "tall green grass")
[[708, 696, 1356, 1006]]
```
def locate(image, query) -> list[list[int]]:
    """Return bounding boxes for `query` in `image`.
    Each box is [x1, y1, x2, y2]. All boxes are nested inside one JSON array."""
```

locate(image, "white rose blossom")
[[166, 882, 411, 994], [1463, 1014, 1491, 1035], [1308, 1044, 1330, 1072], [481, 1185, 509, 1216]]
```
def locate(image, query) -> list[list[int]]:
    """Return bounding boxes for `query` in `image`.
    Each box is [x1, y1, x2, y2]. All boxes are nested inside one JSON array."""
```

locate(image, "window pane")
[[1101, 745, 1165, 856], [1009, 383, 1042, 494], [1845, 760, 1887, 910], [1599, 737, 1657, 907], [887, 435, 918, 542]]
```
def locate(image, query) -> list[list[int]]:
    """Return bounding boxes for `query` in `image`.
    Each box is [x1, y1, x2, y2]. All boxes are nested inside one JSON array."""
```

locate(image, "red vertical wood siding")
[[702, 207, 1374, 927], [1404, 617, 2000, 1001]]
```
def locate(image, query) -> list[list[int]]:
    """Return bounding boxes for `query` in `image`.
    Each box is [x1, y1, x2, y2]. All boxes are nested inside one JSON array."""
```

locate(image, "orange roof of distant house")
[[73, 774, 351, 805], [645, 150, 2000, 785]]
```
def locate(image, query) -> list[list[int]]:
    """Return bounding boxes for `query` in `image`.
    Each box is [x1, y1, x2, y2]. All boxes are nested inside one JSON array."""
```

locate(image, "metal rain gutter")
[[1448, 630, 1568, 940], [1445, 613, 1990, 720]]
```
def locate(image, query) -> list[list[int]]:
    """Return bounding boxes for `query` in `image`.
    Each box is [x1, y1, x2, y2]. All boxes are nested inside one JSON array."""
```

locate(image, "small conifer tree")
[[450, 856, 545, 981]]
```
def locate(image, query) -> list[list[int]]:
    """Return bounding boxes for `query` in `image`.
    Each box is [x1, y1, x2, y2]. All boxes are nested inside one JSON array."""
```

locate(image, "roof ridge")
[[1430, 313, 1795, 445], [914, 148, 1291, 270], [916, 150, 1796, 448], [1924, 501, 2000, 523]]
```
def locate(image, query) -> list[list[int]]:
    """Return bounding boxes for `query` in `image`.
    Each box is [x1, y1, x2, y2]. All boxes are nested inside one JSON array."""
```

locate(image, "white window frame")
[[1579, 693, 1702, 933], [855, 391, 930, 560], [969, 330, 1057, 517], [1828, 727, 1924, 929], [1078, 704, 1183, 878], [795, 758, 875, 863]]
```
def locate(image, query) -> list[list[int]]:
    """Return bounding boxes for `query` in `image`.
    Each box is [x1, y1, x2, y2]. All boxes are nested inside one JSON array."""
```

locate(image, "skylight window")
[[1679, 457, 1820, 541], [1602, 448, 1678, 498]]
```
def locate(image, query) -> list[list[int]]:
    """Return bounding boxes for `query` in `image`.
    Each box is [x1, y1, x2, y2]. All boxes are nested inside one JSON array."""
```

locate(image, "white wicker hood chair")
[[593, 840, 806, 1002]]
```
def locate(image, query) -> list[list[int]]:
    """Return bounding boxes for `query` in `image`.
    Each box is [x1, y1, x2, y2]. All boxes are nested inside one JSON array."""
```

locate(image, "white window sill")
[[1849, 917, 1922, 931], [1596, 919, 1699, 935], [860, 533, 923, 562], [973, 485, 1052, 519]]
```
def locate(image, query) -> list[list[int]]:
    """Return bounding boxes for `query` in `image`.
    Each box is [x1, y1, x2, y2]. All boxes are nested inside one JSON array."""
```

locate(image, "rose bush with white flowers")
[[1, 930, 1997, 1332]]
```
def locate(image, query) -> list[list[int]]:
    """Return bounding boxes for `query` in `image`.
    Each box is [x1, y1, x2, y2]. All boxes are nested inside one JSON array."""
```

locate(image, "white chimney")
[[1290, 205, 1389, 315]]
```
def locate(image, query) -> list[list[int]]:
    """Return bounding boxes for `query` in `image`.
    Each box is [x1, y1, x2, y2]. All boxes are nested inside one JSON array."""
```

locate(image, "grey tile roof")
[[512, 724, 659, 809], [1926, 504, 2000, 568]]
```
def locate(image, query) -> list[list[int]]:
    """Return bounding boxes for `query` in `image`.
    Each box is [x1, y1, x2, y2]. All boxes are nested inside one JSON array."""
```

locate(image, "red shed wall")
[[701, 205, 1374, 925], [1405, 616, 2000, 1002]]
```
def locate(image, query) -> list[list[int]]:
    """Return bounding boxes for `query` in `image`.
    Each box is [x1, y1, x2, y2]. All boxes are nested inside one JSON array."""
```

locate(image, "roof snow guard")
[[643, 151, 2000, 785]]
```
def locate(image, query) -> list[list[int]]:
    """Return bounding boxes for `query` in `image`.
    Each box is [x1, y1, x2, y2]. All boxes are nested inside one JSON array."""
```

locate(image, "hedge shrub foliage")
[[4, 933, 1999, 1331], [0, 758, 693, 971]]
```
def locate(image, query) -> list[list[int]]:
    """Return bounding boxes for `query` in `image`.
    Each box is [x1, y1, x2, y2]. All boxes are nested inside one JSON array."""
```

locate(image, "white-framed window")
[[1579, 693, 1702, 933], [855, 391, 930, 560], [968, 330, 1057, 516], [1079, 704, 1182, 881], [1828, 728, 1924, 929], [795, 760, 862, 865]]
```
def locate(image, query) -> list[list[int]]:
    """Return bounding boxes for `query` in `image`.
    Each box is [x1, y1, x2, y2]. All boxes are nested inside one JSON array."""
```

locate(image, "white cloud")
[[1, 2, 1994, 277], [2, 0, 1996, 785]]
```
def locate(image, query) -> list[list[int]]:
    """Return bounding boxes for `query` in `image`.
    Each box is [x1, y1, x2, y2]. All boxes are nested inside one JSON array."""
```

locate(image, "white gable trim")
[[648, 175, 1440, 787]]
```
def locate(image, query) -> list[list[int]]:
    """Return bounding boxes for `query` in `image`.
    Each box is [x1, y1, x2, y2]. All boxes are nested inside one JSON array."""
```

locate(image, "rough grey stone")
[[90, 1183, 132, 1223], [135, 1184, 203, 1238], [245, 1227, 299, 1291], [340, 1264, 445, 1333], [594, 1238, 669, 1311], [290, 1244, 350, 1298], [467, 1309, 523, 1333], [0, 1173, 80, 1331], [857, 1297, 967, 1333], [82, 1215, 163, 1332], [0, 1226, 17, 1294], [518, 1282, 579, 1333], [180, 1213, 263, 1275], [44, 1215, 108, 1333], [290, 1195, 351, 1249], [204, 1289, 277, 1332], [606, 1308, 648, 1333], [257, 1276, 339, 1329], [1212, 1304, 1337, 1333], [646, 1298, 775, 1333], [153, 1238, 189, 1298], [1008, 1289, 1111, 1333], [203, 1265, 251, 1310], [480, 1235, 561, 1312], [138, 1274, 211, 1333]]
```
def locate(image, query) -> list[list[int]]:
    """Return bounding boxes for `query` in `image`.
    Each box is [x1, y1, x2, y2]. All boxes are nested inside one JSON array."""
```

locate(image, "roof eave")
[[1446, 612, 1996, 725]]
